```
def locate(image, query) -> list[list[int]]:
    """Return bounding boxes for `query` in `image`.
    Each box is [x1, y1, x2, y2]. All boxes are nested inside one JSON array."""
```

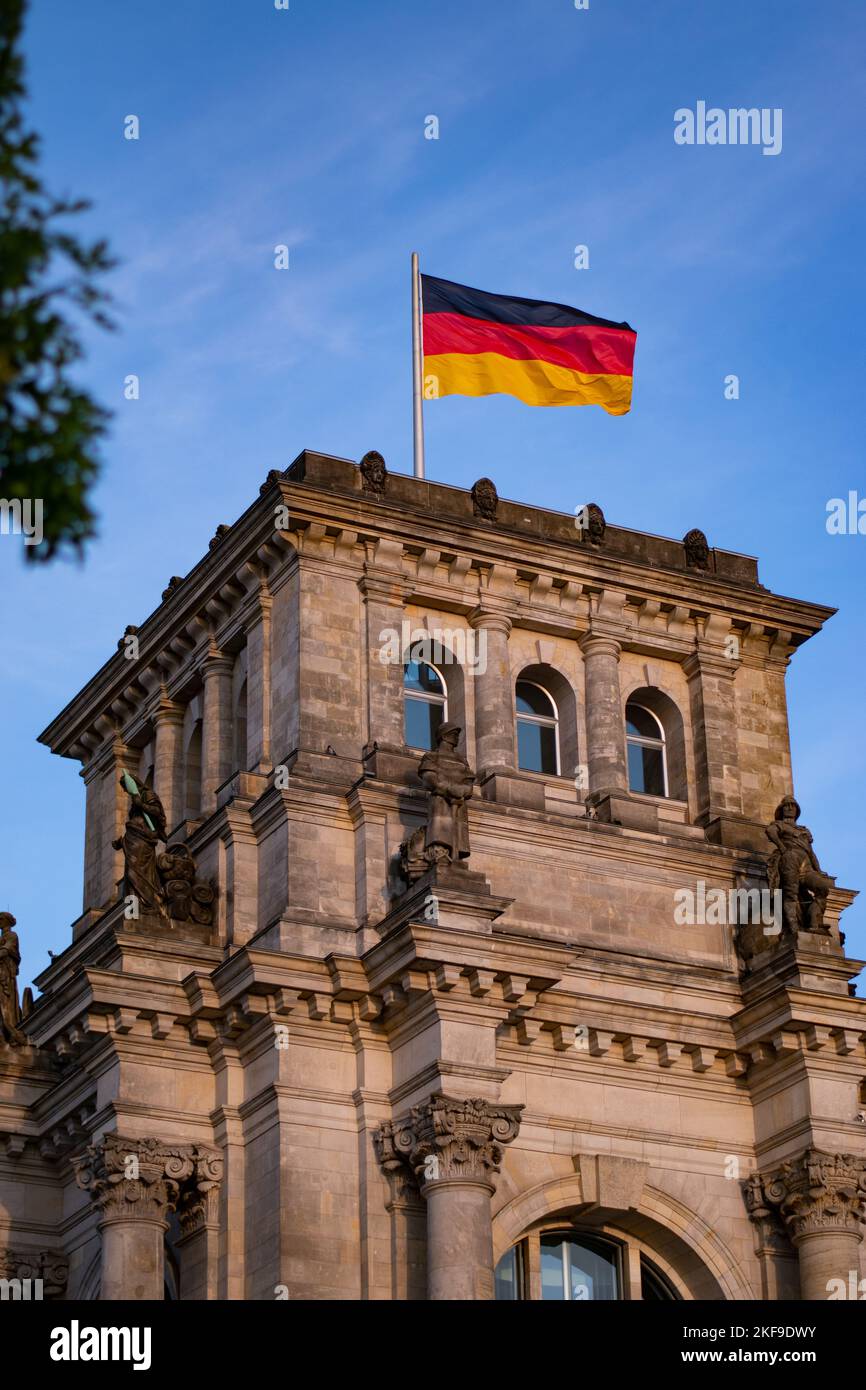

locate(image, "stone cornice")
[[38, 452, 833, 764]]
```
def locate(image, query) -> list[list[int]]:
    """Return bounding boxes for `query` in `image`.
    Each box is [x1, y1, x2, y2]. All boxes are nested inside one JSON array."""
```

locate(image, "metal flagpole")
[[411, 251, 425, 478]]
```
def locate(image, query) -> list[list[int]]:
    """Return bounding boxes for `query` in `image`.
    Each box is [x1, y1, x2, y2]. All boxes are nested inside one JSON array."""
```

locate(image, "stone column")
[[72, 1135, 223, 1301], [153, 693, 185, 836], [744, 1150, 866, 1301], [375, 1094, 522, 1301], [579, 634, 627, 795], [468, 611, 515, 777], [201, 645, 234, 814]]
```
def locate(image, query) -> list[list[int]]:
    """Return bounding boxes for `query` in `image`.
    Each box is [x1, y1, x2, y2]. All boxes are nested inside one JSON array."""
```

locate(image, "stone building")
[[2, 449, 865, 1302]]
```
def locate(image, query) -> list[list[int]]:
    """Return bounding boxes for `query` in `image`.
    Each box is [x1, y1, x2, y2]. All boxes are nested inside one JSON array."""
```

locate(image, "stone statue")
[[113, 773, 169, 919], [766, 797, 834, 935], [0, 912, 26, 1046], [683, 528, 710, 570], [471, 477, 498, 521], [360, 450, 387, 498], [418, 723, 475, 866]]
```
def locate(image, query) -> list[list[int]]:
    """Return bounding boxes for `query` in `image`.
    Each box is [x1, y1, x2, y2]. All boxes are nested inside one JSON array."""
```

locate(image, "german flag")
[[421, 274, 636, 415]]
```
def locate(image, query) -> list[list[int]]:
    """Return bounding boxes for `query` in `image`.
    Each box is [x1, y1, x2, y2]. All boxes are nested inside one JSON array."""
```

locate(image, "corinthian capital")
[[374, 1093, 523, 1194], [71, 1134, 222, 1227], [744, 1149, 866, 1243]]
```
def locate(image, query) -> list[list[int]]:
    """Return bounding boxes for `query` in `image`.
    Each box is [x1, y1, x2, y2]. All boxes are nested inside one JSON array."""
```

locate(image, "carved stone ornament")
[[0, 911, 26, 1047], [0, 1248, 69, 1297], [766, 796, 834, 935], [161, 576, 184, 600], [471, 477, 498, 521], [71, 1134, 223, 1228], [259, 468, 284, 495], [683, 527, 710, 570], [578, 502, 606, 545], [359, 450, 387, 497], [374, 1094, 523, 1193], [744, 1150, 866, 1243], [209, 523, 230, 550]]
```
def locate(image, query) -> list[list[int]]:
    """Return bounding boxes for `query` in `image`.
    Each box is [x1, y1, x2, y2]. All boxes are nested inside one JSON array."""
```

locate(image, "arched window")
[[640, 1255, 679, 1300], [516, 681, 559, 775], [494, 1230, 683, 1301], [540, 1232, 620, 1300], [626, 702, 667, 797], [404, 660, 447, 750]]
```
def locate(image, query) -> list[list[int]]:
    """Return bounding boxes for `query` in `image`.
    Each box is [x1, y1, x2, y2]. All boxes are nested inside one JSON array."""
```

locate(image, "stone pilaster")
[[201, 645, 235, 815], [153, 693, 185, 836], [683, 644, 752, 847], [375, 1094, 522, 1301], [175, 1147, 225, 1300], [72, 1134, 223, 1301], [360, 570, 406, 751], [468, 610, 515, 777], [744, 1150, 866, 1301], [245, 589, 273, 774]]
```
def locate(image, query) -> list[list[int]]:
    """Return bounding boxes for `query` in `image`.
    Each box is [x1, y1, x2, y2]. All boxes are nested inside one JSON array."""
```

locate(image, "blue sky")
[[3, 0, 865, 991]]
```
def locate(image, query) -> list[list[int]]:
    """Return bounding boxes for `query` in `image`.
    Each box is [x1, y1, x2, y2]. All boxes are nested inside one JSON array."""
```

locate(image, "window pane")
[[627, 741, 665, 796], [517, 718, 557, 774], [404, 660, 444, 696], [516, 681, 555, 718], [625, 704, 660, 740], [641, 1258, 678, 1300], [540, 1236, 566, 1301], [494, 1246, 522, 1301], [568, 1237, 619, 1301], [405, 695, 444, 750]]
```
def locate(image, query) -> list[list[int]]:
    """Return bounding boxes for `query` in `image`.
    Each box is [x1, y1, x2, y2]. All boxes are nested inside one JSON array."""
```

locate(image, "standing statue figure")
[[418, 723, 475, 866], [766, 797, 834, 935], [112, 772, 169, 919], [0, 912, 26, 1047]]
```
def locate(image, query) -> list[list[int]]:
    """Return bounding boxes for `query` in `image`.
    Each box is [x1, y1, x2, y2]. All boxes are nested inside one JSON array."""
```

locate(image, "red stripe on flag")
[[422, 311, 636, 377]]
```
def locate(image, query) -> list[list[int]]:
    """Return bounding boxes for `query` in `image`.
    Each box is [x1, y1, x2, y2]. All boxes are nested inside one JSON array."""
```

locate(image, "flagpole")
[[411, 251, 425, 478]]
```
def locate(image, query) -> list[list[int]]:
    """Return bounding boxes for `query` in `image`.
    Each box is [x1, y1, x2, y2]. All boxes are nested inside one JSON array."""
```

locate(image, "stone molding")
[[71, 1133, 224, 1228], [744, 1149, 866, 1243], [374, 1093, 523, 1194]]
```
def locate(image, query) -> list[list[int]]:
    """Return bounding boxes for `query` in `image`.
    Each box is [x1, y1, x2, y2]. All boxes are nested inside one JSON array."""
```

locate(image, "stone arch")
[[514, 663, 580, 780], [401, 620, 468, 755], [492, 1171, 753, 1301], [623, 683, 689, 806]]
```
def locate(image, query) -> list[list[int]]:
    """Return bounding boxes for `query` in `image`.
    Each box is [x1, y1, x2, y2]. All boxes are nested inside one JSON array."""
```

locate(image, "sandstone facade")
[[2, 450, 864, 1301]]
